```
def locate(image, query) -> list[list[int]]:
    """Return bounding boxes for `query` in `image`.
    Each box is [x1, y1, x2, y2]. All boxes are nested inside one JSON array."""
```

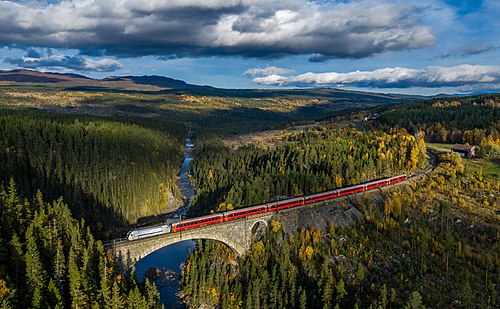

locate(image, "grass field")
[[426, 142, 453, 153], [427, 142, 500, 177], [463, 156, 500, 178]]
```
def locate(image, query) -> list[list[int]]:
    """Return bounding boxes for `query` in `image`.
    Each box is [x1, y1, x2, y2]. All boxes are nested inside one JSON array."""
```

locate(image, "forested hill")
[[370, 93, 499, 149], [0, 111, 184, 237], [190, 127, 427, 214]]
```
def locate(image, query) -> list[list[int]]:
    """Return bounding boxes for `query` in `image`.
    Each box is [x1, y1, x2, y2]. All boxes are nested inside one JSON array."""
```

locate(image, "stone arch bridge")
[[106, 213, 271, 271]]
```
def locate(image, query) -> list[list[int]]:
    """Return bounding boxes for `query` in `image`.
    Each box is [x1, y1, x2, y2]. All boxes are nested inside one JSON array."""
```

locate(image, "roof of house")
[[451, 144, 476, 151]]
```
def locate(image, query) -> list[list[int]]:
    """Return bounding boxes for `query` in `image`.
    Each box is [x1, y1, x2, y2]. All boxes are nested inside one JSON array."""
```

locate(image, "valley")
[[0, 70, 498, 308], [0, 1, 499, 308]]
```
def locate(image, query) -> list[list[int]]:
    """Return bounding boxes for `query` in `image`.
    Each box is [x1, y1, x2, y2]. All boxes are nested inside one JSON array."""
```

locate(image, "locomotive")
[[127, 174, 407, 241]]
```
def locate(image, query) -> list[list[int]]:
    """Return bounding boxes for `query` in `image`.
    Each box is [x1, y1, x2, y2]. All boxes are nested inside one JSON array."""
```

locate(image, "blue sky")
[[0, 0, 498, 95]]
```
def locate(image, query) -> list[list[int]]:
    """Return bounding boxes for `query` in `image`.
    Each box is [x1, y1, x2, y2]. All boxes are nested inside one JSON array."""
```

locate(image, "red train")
[[127, 174, 407, 240]]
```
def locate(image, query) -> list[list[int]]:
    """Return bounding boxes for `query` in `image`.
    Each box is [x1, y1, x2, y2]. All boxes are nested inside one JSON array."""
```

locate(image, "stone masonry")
[[108, 213, 272, 271]]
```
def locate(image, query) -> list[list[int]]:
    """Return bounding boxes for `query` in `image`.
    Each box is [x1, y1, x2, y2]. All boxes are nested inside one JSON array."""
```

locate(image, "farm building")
[[451, 144, 477, 158]]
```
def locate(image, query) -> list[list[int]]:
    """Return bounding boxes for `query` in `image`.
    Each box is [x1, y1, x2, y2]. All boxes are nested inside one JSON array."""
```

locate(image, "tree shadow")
[[1, 161, 130, 240]]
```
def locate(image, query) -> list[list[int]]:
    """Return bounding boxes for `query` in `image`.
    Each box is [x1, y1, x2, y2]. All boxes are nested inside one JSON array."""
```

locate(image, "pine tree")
[[110, 281, 124, 309], [321, 273, 334, 308], [53, 238, 66, 301], [335, 278, 346, 303], [98, 251, 112, 307], [144, 279, 160, 309], [404, 291, 424, 309], [299, 288, 307, 309], [47, 278, 64, 309], [378, 284, 388, 309], [68, 247, 88, 308], [25, 225, 47, 307], [127, 286, 147, 308], [31, 287, 45, 309], [8, 233, 24, 296], [460, 280, 473, 308]]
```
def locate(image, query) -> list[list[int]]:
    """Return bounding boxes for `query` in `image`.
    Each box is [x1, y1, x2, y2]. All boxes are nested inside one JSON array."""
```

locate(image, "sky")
[[0, 0, 498, 95]]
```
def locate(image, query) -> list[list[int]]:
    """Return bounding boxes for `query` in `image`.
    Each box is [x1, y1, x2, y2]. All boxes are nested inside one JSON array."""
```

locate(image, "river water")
[[134, 135, 196, 308]]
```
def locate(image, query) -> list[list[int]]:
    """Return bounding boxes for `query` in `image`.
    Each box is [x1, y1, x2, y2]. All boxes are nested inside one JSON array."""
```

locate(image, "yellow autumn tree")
[[251, 241, 265, 258], [0, 279, 9, 304], [304, 245, 314, 259], [335, 174, 344, 187], [409, 145, 420, 169], [270, 220, 282, 233]]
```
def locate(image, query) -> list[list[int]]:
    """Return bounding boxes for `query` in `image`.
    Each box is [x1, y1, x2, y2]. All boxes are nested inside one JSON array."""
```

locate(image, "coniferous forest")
[[0, 111, 184, 235], [373, 94, 500, 149], [0, 180, 162, 308]]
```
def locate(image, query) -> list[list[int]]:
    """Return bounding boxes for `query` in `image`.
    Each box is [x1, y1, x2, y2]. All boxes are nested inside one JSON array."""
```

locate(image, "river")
[[134, 134, 196, 308]]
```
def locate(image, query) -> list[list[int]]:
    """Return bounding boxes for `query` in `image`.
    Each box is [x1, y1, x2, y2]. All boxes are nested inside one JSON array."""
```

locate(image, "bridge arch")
[[250, 220, 268, 242], [129, 236, 243, 270], [148, 234, 245, 259]]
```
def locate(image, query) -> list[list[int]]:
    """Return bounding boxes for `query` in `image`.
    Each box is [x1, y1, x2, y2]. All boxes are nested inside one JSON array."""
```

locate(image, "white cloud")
[[251, 65, 500, 90], [0, 0, 435, 59], [243, 66, 294, 76], [82, 58, 124, 72]]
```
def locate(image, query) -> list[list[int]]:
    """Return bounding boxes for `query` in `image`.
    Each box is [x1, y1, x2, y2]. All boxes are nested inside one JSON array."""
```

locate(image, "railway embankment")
[[274, 202, 363, 233]]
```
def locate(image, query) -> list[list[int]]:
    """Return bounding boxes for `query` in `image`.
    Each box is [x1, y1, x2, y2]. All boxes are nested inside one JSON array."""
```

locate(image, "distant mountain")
[[0, 69, 208, 89], [103, 75, 189, 89], [0, 69, 427, 104], [0, 69, 206, 91], [0, 69, 91, 83]]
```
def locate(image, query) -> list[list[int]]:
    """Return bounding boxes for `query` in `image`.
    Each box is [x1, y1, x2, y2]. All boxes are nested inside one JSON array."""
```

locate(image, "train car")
[[338, 183, 366, 197], [267, 197, 304, 212], [371, 178, 392, 189], [223, 204, 268, 222], [304, 189, 338, 205], [390, 174, 407, 184], [127, 224, 171, 241], [366, 180, 385, 190], [171, 213, 224, 232]]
